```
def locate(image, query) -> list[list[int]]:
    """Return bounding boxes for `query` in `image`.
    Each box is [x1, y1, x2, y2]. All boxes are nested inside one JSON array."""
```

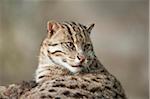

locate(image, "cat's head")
[[40, 21, 95, 73]]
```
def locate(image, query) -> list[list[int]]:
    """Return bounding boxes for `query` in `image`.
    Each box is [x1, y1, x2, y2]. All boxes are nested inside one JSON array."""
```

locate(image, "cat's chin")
[[69, 67, 81, 73]]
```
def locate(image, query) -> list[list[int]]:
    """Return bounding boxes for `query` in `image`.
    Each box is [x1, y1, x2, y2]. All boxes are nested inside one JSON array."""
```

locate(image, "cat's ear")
[[47, 21, 60, 37], [87, 23, 95, 34]]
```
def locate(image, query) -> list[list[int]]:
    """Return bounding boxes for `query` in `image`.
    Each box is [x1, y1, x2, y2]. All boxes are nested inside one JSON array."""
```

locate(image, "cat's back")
[[21, 70, 126, 99]]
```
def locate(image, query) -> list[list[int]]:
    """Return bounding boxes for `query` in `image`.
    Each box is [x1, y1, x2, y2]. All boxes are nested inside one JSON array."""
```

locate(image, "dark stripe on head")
[[63, 24, 72, 36], [69, 22, 79, 33], [78, 23, 86, 37], [63, 23, 74, 42], [79, 23, 87, 30], [72, 23, 81, 33], [65, 21, 73, 27], [71, 21, 77, 25]]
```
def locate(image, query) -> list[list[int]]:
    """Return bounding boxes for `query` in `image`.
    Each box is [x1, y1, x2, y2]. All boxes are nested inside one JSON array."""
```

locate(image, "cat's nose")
[[77, 55, 85, 63]]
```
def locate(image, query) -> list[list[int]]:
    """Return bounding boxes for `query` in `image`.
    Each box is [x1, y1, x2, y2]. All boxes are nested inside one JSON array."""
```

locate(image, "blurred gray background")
[[0, 0, 148, 99]]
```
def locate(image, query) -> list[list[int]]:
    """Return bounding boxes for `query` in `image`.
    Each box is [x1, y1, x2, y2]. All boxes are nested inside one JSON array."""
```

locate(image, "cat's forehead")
[[63, 21, 87, 34], [48, 21, 91, 44], [62, 22, 90, 43]]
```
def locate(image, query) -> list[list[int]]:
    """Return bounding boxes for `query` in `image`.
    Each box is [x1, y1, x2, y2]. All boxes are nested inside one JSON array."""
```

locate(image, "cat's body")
[[29, 21, 126, 99], [1, 21, 127, 99], [21, 70, 126, 99]]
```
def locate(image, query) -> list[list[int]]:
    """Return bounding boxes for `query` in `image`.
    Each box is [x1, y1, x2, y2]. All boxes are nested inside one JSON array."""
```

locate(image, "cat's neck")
[[36, 56, 69, 83]]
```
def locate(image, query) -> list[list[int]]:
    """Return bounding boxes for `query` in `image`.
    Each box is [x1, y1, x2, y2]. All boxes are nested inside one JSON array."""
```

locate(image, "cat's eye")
[[66, 42, 75, 50]]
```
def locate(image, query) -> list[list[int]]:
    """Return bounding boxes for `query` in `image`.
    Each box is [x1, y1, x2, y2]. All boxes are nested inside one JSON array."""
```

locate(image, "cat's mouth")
[[72, 65, 83, 67]]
